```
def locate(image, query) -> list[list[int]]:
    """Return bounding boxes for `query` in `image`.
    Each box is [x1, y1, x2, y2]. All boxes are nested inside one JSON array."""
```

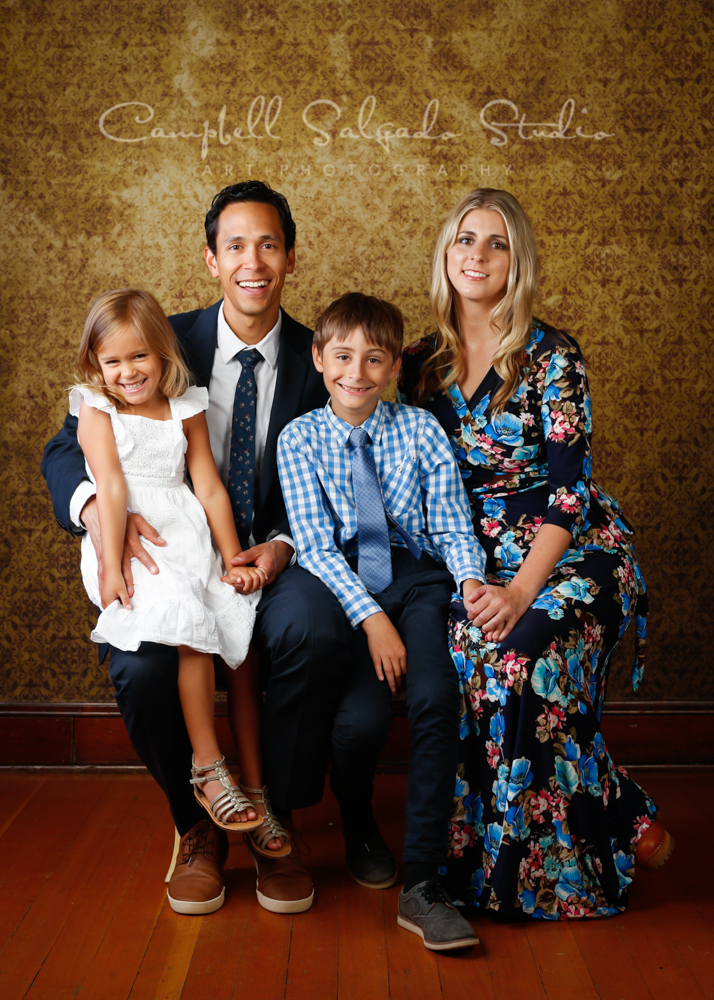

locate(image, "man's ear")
[[312, 343, 324, 372], [389, 354, 402, 380], [204, 245, 219, 278], [286, 246, 296, 275]]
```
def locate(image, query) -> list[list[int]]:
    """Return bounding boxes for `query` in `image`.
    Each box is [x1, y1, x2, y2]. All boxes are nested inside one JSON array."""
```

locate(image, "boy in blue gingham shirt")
[[277, 293, 486, 951]]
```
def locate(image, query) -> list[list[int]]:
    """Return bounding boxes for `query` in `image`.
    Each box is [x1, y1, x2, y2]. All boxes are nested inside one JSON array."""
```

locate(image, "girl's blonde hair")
[[76, 289, 191, 409], [415, 188, 541, 411]]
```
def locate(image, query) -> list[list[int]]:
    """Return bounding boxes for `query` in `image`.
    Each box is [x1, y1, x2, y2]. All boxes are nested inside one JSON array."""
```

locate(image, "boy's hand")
[[100, 571, 132, 611], [360, 611, 406, 694], [461, 578, 484, 606], [222, 564, 268, 594]]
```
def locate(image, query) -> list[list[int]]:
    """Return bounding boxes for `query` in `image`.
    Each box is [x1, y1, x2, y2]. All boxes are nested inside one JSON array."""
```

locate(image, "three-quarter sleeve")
[[538, 340, 593, 537]]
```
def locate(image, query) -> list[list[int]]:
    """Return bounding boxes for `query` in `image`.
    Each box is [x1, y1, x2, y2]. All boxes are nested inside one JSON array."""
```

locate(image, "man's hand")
[[360, 611, 407, 694], [222, 564, 268, 593], [229, 539, 293, 589], [80, 497, 165, 598], [464, 582, 529, 643]]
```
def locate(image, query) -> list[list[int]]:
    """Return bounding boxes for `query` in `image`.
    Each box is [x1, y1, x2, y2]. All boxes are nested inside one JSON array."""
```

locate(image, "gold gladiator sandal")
[[238, 782, 292, 858], [190, 755, 264, 833]]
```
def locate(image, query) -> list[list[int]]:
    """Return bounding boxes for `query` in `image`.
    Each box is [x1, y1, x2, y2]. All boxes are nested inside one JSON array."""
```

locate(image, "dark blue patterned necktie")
[[227, 348, 263, 547], [349, 426, 393, 593]]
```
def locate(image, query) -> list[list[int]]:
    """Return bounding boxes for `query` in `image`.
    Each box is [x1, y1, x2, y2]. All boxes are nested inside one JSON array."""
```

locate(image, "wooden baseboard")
[[1, 700, 712, 770]]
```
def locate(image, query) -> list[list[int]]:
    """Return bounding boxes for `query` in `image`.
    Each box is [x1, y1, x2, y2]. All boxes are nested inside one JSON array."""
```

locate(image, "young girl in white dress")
[[71, 287, 289, 860]]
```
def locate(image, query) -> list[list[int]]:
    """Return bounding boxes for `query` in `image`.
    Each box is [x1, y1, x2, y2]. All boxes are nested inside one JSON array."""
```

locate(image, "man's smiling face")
[[204, 200, 295, 333]]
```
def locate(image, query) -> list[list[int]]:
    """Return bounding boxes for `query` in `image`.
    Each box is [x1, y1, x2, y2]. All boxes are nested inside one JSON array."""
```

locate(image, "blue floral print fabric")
[[399, 324, 655, 919]]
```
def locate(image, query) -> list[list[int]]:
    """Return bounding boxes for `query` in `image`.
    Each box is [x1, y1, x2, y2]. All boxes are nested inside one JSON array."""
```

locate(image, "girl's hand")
[[222, 565, 268, 594], [465, 582, 529, 643], [100, 571, 132, 611], [230, 539, 293, 588]]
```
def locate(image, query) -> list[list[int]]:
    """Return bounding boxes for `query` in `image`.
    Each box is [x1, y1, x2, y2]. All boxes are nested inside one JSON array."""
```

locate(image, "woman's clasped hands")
[[462, 579, 530, 643]]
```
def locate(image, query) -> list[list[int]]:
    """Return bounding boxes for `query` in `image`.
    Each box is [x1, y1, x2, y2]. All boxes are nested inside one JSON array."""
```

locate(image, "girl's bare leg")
[[177, 645, 256, 824], [222, 646, 285, 850]]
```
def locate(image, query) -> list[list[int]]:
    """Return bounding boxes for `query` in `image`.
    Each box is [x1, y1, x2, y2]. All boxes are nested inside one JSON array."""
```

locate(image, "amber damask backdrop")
[[0, 0, 710, 703]]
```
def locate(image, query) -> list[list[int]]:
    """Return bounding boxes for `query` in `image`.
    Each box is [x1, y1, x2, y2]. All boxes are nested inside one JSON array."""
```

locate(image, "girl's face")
[[446, 208, 511, 310], [94, 325, 163, 408]]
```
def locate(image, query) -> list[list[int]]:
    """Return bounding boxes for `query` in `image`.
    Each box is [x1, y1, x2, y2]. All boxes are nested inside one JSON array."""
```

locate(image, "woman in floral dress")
[[398, 189, 673, 919]]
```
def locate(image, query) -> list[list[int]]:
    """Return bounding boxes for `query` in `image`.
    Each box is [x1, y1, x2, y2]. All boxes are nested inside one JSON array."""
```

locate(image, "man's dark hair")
[[204, 180, 297, 254]]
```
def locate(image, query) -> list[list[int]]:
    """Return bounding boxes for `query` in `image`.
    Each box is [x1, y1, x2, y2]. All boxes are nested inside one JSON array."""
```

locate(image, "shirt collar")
[[216, 302, 281, 369], [324, 399, 386, 448]]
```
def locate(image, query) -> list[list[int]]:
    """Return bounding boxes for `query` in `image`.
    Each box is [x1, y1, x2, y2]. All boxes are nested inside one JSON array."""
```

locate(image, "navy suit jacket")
[[41, 302, 329, 544]]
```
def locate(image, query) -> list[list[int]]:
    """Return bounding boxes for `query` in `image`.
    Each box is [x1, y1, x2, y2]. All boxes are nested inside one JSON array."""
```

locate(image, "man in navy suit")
[[42, 182, 395, 915]]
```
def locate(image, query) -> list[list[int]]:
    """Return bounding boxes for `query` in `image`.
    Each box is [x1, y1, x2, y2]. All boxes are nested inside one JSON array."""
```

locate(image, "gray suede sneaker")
[[397, 879, 479, 951]]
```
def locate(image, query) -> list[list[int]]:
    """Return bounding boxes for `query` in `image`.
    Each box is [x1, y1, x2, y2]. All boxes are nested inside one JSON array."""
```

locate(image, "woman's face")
[[446, 207, 511, 310]]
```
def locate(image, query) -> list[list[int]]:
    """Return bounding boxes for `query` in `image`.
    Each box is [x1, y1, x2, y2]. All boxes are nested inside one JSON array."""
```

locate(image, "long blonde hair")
[[76, 289, 191, 410], [415, 188, 541, 411]]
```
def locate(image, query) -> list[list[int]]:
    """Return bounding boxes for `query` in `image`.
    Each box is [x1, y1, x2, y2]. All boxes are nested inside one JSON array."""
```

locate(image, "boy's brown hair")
[[313, 293, 404, 359]]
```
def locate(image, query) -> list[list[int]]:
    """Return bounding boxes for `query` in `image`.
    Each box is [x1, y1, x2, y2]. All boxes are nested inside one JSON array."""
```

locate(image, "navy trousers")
[[108, 555, 459, 864], [331, 549, 460, 865], [108, 564, 389, 835]]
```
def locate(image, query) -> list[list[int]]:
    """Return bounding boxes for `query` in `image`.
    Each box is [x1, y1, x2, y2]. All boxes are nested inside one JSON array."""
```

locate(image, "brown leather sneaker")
[[245, 831, 315, 914], [167, 819, 229, 914]]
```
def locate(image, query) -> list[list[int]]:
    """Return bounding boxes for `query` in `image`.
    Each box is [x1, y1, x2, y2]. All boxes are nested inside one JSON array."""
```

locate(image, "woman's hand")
[[100, 570, 132, 611], [464, 582, 529, 643], [464, 524, 572, 643]]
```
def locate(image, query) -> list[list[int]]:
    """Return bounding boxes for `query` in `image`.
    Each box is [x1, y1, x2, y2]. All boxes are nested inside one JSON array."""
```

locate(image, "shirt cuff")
[[266, 530, 297, 567], [345, 593, 384, 629], [455, 571, 487, 591], [69, 479, 96, 531]]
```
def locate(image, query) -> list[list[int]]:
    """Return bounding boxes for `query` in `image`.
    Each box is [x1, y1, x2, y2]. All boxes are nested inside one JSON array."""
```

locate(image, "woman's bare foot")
[[194, 758, 258, 824]]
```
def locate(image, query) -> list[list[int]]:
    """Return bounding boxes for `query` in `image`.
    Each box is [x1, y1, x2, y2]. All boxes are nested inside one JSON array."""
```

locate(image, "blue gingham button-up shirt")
[[277, 400, 487, 627]]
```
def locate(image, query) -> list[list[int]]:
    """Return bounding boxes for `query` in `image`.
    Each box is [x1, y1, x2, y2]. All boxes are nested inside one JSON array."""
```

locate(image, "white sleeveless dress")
[[70, 385, 259, 668]]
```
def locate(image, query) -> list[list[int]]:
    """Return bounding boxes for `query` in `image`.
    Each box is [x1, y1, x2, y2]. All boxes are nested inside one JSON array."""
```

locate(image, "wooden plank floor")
[[0, 771, 711, 999]]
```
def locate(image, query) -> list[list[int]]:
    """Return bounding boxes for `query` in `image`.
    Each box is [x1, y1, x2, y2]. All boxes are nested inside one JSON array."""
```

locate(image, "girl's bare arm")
[[76, 402, 131, 608], [183, 412, 265, 593]]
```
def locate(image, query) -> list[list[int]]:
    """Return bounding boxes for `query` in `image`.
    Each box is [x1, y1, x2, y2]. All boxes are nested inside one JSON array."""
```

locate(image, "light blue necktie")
[[349, 426, 393, 594]]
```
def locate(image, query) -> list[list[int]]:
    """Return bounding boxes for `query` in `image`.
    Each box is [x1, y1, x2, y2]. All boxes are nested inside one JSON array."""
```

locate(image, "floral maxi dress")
[[399, 324, 655, 919]]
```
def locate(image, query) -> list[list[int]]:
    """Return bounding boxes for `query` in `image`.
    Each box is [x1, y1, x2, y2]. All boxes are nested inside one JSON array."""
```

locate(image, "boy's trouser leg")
[[329, 627, 393, 816], [380, 552, 460, 864], [109, 642, 204, 836], [330, 551, 459, 863], [255, 564, 360, 813]]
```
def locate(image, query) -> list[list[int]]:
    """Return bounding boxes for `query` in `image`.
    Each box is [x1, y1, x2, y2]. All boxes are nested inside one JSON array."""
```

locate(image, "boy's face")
[[313, 326, 401, 426]]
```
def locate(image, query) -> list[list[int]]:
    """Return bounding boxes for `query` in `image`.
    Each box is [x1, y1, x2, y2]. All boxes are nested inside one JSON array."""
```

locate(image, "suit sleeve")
[[41, 412, 90, 536]]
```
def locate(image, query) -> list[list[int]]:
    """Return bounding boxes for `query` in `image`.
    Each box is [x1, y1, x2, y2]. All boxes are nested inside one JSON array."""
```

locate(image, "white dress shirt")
[[70, 302, 295, 555]]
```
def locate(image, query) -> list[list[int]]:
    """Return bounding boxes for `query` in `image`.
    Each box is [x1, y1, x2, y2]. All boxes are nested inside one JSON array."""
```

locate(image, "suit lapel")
[[183, 300, 222, 388], [260, 309, 310, 509]]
